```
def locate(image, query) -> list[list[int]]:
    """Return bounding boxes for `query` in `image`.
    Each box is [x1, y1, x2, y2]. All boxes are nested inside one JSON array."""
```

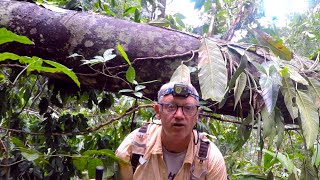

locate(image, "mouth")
[[172, 123, 184, 127]]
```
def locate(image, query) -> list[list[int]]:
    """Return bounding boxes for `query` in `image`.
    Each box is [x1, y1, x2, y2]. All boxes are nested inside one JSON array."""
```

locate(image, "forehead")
[[160, 94, 198, 104]]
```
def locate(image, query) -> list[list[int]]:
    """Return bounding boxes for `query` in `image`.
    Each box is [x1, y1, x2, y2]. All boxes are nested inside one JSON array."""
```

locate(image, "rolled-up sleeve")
[[206, 142, 227, 180]]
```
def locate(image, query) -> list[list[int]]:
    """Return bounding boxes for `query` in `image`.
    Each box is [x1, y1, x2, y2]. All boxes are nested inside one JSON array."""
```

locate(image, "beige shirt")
[[116, 124, 227, 180]]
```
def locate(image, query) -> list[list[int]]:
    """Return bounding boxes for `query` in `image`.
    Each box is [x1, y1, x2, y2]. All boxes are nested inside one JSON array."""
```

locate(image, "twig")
[[0, 104, 154, 136]]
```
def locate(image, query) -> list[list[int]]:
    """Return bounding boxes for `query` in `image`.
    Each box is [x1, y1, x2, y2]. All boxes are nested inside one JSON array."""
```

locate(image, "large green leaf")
[[287, 67, 308, 85], [259, 64, 282, 113], [251, 29, 293, 61], [87, 158, 104, 178], [72, 156, 88, 171], [307, 77, 320, 108], [0, 52, 20, 61], [170, 64, 190, 83], [261, 106, 276, 139], [43, 60, 80, 87], [296, 90, 319, 149], [280, 76, 298, 120], [117, 43, 131, 66], [263, 149, 297, 175], [234, 72, 247, 110], [312, 143, 320, 167], [125, 65, 136, 83], [0, 28, 33, 45], [275, 108, 285, 149], [198, 38, 227, 102]]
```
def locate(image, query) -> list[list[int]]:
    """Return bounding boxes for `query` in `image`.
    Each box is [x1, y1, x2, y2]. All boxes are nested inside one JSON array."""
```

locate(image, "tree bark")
[[1, 1, 316, 123], [0, 0, 200, 97]]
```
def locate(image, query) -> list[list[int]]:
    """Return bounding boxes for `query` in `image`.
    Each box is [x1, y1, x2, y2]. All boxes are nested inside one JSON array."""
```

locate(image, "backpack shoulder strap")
[[131, 123, 149, 173], [191, 133, 210, 179]]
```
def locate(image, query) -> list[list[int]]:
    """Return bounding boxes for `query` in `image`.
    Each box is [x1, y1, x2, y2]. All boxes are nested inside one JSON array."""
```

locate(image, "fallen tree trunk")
[[1, 1, 318, 124], [0, 0, 200, 94]]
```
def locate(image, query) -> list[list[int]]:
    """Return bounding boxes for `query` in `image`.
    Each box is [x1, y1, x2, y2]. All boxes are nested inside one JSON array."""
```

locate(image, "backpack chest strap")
[[191, 136, 210, 179], [131, 123, 149, 172]]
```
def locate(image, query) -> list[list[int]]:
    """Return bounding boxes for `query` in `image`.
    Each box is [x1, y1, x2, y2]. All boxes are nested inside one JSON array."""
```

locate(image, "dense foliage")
[[0, 0, 320, 179]]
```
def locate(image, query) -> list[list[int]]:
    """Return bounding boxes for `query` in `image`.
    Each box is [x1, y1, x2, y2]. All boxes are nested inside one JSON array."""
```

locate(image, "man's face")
[[155, 94, 199, 140]]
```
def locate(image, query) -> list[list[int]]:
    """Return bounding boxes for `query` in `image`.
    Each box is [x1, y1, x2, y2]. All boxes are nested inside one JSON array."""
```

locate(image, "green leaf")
[[261, 106, 276, 139], [72, 156, 88, 171], [233, 112, 253, 152], [296, 90, 319, 149], [259, 64, 282, 113], [83, 149, 124, 162], [43, 60, 80, 87], [226, 51, 248, 89], [198, 38, 227, 102], [251, 29, 293, 61], [148, 18, 170, 27], [103, 49, 117, 61], [170, 64, 191, 83], [21, 152, 40, 161], [263, 149, 296, 174], [234, 72, 247, 110], [307, 77, 320, 101], [126, 66, 135, 83], [0, 28, 33, 45], [88, 158, 104, 179], [119, 89, 134, 93], [275, 108, 285, 149], [287, 67, 308, 85], [135, 85, 146, 92], [250, 61, 268, 75], [301, 160, 317, 180], [312, 143, 320, 167], [281, 77, 298, 120], [117, 43, 131, 66], [0, 52, 21, 62], [10, 137, 26, 148], [134, 92, 143, 98]]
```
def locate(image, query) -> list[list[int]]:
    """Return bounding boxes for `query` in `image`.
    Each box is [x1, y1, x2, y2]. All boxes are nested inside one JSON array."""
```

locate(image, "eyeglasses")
[[159, 103, 199, 117]]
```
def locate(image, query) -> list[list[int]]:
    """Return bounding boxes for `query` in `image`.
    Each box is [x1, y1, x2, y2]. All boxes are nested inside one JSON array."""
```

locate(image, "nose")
[[174, 106, 184, 117]]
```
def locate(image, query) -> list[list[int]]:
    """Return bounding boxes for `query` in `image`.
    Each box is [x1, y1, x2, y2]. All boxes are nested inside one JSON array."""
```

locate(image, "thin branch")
[[0, 104, 154, 136]]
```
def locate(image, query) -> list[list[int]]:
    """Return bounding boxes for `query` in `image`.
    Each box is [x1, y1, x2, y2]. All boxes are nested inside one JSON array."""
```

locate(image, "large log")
[[2, 0, 315, 124], [0, 0, 200, 95]]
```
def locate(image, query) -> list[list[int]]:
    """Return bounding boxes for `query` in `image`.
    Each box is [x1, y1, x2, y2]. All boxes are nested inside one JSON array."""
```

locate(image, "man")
[[116, 82, 227, 180]]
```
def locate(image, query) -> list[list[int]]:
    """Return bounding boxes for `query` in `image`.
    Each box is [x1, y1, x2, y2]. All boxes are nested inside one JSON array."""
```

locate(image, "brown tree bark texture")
[[0, 0, 200, 99]]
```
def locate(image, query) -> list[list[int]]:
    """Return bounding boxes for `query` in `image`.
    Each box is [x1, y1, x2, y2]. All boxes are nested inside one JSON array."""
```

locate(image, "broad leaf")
[[170, 64, 191, 83], [234, 72, 247, 110], [88, 158, 104, 178], [301, 160, 317, 180], [307, 77, 320, 108], [287, 67, 308, 85], [44, 60, 80, 87], [0, 52, 20, 61], [261, 106, 276, 139], [0, 28, 33, 45], [296, 90, 319, 149], [227, 50, 248, 89], [198, 38, 227, 102], [148, 18, 170, 27], [281, 76, 298, 120], [126, 65, 136, 83], [312, 143, 320, 167], [21, 152, 40, 161], [259, 64, 282, 113], [72, 156, 88, 171], [117, 43, 131, 65], [263, 149, 296, 174], [252, 29, 293, 61], [275, 108, 285, 149]]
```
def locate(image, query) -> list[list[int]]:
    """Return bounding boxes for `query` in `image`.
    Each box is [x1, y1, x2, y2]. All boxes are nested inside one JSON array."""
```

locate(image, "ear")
[[154, 104, 161, 119]]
